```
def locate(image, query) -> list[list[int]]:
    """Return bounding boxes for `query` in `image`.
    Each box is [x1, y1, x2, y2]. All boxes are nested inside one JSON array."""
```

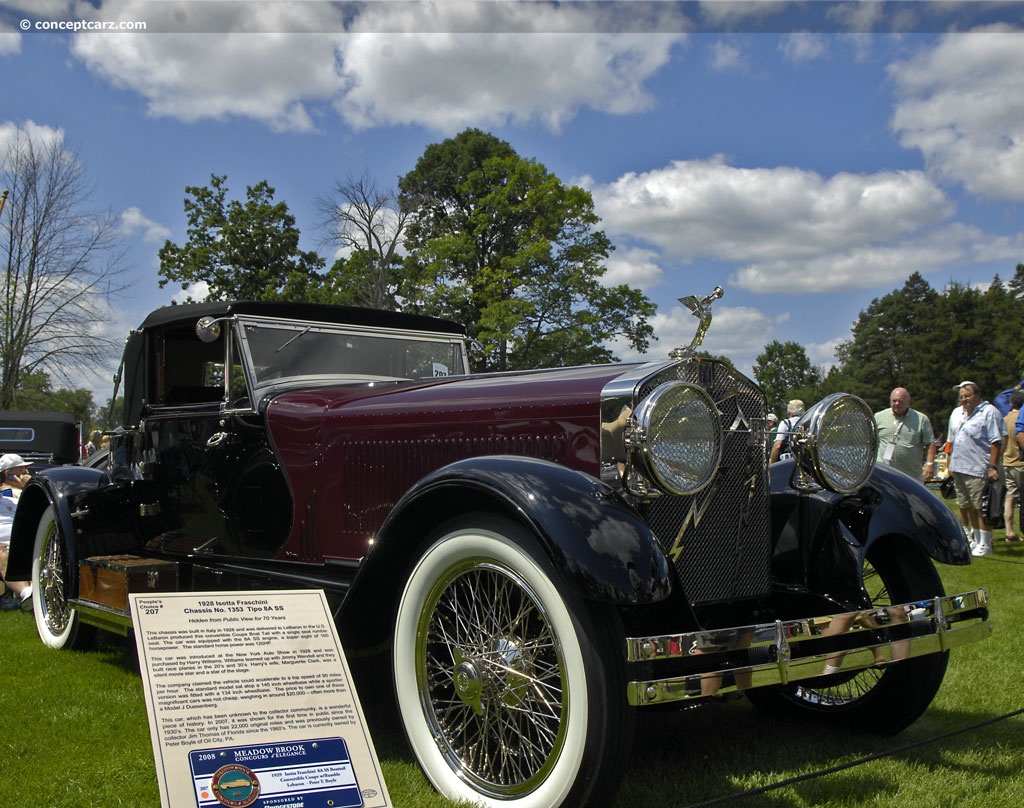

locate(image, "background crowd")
[[770, 382, 1023, 559]]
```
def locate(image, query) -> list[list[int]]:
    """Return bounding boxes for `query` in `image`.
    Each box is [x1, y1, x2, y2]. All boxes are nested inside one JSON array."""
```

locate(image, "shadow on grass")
[[613, 696, 1024, 807], [88, 628, 143, 674]]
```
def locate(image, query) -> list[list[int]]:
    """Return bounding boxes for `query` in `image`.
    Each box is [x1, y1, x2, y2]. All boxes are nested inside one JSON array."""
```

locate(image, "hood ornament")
[[670, 286, 723, 359]]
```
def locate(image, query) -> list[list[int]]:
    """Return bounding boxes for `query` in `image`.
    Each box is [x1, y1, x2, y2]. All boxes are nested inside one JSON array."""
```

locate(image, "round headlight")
[[797, 393, 877, 493], [632, 382, 722, 495]]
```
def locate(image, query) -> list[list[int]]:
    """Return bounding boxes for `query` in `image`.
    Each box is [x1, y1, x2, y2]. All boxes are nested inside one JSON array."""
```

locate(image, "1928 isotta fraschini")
[[5, 290, 991, 808]]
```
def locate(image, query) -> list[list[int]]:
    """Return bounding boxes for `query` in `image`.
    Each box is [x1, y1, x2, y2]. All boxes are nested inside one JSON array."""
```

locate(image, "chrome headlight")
[[629, 382, 722, 495], [793, 393, 877, 494]]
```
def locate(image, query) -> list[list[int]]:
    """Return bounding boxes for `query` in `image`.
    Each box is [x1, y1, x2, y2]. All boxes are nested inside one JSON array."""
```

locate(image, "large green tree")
[[753, 340, 823, 417], [159, 174, 324, 301], [398, 129, 654, 371], [14, 370, 95, 426]]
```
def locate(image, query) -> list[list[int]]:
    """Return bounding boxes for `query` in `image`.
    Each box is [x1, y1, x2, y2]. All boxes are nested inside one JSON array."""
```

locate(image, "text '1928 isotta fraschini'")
[[4, 288, 991, 807]]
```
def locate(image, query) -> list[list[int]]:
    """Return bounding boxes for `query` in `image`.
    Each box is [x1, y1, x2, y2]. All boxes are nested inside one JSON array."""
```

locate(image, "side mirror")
[[196, 316, 223, 343]]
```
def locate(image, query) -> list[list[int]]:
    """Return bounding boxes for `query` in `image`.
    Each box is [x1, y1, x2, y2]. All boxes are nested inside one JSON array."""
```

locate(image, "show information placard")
[[130, 590, 391, 808]]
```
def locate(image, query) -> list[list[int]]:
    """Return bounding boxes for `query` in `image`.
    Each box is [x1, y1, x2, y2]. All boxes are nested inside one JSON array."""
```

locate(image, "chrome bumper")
[[626, 589, 990, 706]]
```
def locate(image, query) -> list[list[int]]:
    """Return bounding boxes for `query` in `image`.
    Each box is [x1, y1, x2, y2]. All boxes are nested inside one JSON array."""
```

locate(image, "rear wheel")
[[393, 514, 632, 808], [747, 538, 948, 734], [31, 506, 94, 650]]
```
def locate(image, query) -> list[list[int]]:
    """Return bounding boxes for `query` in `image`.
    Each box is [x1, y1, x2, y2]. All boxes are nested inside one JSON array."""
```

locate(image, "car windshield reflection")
[[240, 320, 466, 385]]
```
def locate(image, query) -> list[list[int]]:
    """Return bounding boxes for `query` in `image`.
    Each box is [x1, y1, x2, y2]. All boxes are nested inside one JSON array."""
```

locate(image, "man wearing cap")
[[0, 453, 33, 610], [765, 412, 779, 454], [948, 382, 1005, 557], [874, 387, 936, 481]]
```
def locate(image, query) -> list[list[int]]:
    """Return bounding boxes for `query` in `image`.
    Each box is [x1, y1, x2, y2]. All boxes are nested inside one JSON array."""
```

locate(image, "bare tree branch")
[[315, 171, 408, 310], [1, 128, 128, 407]]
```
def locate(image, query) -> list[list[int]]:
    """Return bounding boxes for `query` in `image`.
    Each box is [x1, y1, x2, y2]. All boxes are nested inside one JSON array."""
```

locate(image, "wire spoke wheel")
[[420, 560, 567, 795], [747, 537, 948, 734], [393, 514, 632, 808], [31, 506, 93, 650], [39, 516, 71, 635], [790, 556, 890, 707]]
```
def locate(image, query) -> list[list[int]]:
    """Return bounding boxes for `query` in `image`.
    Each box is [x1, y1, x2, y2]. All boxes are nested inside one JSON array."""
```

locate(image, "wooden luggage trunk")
[[78, 554, 179, 613]]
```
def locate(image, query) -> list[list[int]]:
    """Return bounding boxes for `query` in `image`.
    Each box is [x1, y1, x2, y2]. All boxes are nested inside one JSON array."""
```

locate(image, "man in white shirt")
[[770, 399, 804, 463], [948, 382, 1004, 556]]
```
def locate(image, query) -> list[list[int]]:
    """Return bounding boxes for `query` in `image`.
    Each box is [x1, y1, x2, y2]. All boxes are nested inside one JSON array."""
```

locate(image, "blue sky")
[[2, 1, 1024, 404]]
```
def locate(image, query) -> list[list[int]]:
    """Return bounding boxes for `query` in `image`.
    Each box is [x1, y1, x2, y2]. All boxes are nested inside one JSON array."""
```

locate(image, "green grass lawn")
[[1, 526, 1021, 807]]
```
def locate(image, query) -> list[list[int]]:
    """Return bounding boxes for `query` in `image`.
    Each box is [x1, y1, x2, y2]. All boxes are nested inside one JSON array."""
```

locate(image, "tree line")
[[754, 268, 1024, 435], [3, 124, 1022, 439]]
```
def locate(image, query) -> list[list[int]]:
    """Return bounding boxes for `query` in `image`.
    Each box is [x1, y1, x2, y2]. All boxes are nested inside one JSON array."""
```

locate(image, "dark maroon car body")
[[6, 299, 991, 808]]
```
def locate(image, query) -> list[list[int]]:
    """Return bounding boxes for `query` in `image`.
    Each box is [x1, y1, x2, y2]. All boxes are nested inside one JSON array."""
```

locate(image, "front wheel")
[[393, 514, 632, 808], [31, 506, 94, 650], [747, 538, 948, 734]]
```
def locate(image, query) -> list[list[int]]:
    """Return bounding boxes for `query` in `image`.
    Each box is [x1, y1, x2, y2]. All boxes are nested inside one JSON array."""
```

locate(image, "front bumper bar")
[[626, 589, 990, 706]]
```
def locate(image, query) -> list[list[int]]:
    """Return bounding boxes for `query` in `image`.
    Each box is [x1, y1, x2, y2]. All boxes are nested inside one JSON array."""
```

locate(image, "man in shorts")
[[948, 382, 1005, 557]]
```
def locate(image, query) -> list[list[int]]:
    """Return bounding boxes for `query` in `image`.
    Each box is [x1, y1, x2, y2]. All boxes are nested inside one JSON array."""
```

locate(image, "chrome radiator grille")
[[638, 360, 772, 606]]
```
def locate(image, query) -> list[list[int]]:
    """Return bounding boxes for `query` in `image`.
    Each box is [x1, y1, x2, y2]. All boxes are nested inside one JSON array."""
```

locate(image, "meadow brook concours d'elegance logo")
[[209, 764, 261, 808]]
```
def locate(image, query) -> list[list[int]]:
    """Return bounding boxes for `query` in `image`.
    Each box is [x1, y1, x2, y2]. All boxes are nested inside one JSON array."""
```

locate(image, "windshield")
[[238, 319, 468, 386]]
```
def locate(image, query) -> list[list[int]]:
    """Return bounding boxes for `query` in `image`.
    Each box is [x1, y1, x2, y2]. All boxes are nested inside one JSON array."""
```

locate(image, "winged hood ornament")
[[670, 286, 723, 359]]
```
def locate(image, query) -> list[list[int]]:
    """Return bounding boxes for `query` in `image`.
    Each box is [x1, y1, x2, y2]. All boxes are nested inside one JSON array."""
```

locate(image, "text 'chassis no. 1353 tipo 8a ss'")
[[5, 288, 990, 808]]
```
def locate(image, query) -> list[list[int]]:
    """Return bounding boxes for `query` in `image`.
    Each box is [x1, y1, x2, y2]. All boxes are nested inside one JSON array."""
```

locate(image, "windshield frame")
[[229, 314, 471, 404]]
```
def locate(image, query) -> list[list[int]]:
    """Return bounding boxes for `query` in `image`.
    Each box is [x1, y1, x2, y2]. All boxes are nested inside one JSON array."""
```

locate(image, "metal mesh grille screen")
[[638, 360, 772, 606]]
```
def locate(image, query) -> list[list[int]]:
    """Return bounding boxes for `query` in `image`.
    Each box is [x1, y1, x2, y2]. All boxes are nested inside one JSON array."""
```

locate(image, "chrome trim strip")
[[626, 589, 990, 706], [69, 599, 135, 636]]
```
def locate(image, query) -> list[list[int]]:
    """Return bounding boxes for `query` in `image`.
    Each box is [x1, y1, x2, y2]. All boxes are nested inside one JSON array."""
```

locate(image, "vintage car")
[[5, 293, 990, 808], [0, 410, 81, 466]]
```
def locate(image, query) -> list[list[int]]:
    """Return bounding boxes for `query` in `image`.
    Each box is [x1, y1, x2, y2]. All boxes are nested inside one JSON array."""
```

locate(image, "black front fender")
[[385, 455, 672, 604], [5, 467, 108, 583], [337, 456, 672, 652], [769, 459, 971, 606], [858, 464, 972, 564]]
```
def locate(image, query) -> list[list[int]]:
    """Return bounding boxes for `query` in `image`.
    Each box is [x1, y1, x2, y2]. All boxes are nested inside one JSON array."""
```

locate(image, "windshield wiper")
[[274, 327, 310, 354]]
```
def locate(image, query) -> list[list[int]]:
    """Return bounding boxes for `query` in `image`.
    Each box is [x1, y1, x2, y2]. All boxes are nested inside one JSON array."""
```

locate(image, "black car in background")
[[0, 410, 80, 466]]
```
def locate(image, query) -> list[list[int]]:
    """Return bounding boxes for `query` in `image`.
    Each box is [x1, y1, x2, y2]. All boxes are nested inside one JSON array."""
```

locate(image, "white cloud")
[[698, 0, 790, 27], [589, 155, 967, 294], [825, 0, 887, 33], [602, 247, 666, 289], [62, 1, 685, 135], [171, 281, 210, 305], [119, 206, 171, 243], [889, 25, 1024, 202], [70, 1, 348, 132], [336, 2, 683, 132], [0, 30, 21, 57], [807, 337, 844, 371], [0, 119, 66, 154], [709, 39, 745, 71], [588, 154, 1024, 296], [779, 32, 828, 62]]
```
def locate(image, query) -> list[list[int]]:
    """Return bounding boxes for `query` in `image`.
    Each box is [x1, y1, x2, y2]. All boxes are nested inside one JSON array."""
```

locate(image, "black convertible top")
[[139, 300, 467, 336]]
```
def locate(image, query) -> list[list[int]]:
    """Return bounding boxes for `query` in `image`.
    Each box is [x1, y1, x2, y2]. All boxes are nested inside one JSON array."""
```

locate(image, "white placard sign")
[[130, 590, 391, 808]]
